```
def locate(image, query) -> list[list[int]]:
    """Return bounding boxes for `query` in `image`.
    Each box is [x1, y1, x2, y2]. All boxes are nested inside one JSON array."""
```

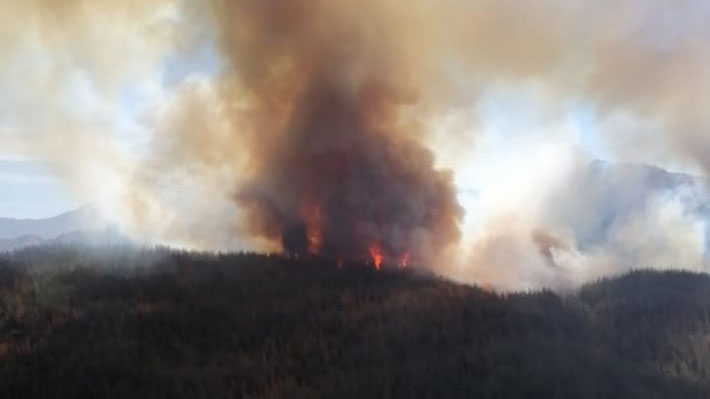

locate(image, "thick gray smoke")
[[212, 0, 462, 266]]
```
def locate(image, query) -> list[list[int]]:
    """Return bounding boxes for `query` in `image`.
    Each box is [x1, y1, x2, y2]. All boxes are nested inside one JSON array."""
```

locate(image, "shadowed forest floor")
[[1, 246, 710, 398]]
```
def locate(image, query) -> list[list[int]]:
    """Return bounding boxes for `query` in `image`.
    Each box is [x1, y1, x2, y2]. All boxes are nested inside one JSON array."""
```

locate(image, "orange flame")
[[398, 252, 410, 269], [302, 204, 323, 255], [369, 244, 383, 271], [306, 228, 322, 255]]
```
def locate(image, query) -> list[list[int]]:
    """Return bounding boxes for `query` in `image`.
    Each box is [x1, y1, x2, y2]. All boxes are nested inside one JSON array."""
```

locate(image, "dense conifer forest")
[[1, 246, 710, 398]]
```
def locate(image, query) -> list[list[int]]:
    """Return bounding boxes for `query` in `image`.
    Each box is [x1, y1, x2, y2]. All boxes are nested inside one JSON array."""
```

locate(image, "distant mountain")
[[0, 205, 107, 240], [0, 206, 129, 252], [545, 160, 710, 251]]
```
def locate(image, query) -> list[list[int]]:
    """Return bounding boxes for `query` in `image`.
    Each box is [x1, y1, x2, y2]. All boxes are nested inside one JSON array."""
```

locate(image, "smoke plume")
[[4, 0, 710, 289], [209, 0, 462, 265]]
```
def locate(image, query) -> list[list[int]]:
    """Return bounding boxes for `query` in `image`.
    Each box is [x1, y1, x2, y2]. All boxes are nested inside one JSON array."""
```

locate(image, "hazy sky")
[[0, 93, 603, 219], [1, 0, 702, 221], [0, 4, 221, 219], [0, 157, 73, 218]]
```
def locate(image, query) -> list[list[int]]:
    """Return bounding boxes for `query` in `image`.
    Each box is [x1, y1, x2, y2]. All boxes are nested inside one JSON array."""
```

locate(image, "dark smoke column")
[[214, 0, 463, 267]]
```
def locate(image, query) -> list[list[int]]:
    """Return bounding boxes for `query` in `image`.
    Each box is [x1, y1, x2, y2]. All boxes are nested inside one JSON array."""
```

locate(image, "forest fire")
[[369, 244, 384, 271], [226, 0, 463, 269], [363, 245, 410, 271], [302, 204, 323, 255], [399, 253, 410, 269]]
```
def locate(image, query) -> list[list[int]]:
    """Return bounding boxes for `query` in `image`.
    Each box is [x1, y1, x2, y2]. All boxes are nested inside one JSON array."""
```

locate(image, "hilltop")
[[1, 246, 710, 398]]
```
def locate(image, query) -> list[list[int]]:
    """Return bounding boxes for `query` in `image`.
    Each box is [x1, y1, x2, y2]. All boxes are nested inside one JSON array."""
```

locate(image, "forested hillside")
[[1, 246, 709, 398]]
